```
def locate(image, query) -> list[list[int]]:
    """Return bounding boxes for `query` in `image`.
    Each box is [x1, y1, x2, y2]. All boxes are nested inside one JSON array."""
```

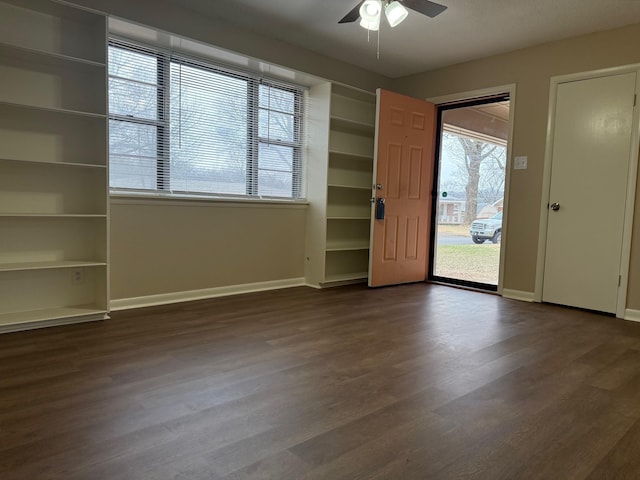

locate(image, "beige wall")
[[392, 23, 640, 308], [69, 0, 391, 92], [110, 200, 306, 300]]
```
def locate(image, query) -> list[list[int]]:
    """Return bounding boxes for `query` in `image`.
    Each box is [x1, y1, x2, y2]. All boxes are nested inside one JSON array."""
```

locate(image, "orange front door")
[[368, 89, 436, 287]]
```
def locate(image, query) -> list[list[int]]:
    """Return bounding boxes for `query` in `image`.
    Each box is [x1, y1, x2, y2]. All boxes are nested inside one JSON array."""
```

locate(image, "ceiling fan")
[[339, 0, 447, 30]]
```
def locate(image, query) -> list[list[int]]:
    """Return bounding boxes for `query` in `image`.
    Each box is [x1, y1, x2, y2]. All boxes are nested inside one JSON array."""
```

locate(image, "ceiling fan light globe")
[[385, 1, 409, 27], [359, 0, 382, 22], [359, 16, 380, 31]]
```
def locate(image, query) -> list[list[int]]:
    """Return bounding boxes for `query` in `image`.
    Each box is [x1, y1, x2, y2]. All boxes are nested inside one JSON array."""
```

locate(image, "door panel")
[[369, 89, 436, 287], [384, 216, 399, 261], [408, 147, 423, 198], [387, 145, 402, 198], [543, 72, 636, 313]]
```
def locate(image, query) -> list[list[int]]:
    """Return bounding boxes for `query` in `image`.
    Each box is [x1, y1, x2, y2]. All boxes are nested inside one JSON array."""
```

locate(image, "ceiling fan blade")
[[338, 1, 364, 23], [401, 0, 447, 18]]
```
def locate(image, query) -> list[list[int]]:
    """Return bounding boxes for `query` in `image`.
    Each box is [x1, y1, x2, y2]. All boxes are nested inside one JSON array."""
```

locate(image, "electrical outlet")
[[72, 268, 84, 285]]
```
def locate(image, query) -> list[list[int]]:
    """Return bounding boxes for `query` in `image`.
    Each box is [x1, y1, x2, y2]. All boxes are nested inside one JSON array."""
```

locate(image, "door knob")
[[550, 202, 560, 211], [375, 184, 383, 190]]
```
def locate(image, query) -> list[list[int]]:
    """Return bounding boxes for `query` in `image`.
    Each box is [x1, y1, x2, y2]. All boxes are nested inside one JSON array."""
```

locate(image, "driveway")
[[437, 232, 473, 246]]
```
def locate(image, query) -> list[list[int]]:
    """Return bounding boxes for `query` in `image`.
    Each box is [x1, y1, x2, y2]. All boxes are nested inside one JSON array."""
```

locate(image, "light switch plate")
[[514, 156, 528, 170]]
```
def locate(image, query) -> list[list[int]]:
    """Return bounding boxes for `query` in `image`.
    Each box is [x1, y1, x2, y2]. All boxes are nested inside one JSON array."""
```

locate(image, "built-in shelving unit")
[[0, 0, 109, 333], [305, 83, 376, 287]]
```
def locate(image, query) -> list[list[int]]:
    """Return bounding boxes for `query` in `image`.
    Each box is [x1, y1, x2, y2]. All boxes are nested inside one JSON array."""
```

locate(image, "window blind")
[[108, 38, 306, 199]]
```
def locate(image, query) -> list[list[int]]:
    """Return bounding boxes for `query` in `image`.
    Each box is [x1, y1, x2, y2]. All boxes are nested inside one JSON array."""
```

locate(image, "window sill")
[[109, 192, 309, 209]]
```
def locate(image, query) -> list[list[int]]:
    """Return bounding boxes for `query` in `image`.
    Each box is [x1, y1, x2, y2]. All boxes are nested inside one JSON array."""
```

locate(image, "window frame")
[[108, 38, 305, 200]]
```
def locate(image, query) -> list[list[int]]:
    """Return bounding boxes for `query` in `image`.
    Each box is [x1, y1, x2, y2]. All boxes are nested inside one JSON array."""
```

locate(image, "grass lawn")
[[438, 224, 470, 236], [434, 243, 500, 284]]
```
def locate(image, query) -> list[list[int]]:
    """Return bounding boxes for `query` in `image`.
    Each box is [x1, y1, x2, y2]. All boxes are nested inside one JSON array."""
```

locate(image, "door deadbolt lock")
[[375, 198, 385, 220], [375, 184, 383, 190]]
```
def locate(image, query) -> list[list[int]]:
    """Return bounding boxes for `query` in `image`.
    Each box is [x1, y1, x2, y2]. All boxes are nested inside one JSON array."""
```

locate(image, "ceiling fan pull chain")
[[377, 24, 380, 59]]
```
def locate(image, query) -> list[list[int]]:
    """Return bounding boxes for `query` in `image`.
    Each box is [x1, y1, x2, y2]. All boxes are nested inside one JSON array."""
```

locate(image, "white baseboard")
[[502, 289, 537, 302], [110, 277, 306, 311], [0, 313, 107, 334], [624, 309, 640, 322]]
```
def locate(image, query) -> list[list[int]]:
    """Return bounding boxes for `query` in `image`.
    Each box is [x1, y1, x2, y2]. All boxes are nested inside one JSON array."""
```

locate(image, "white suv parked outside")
[[469, 211, 502, 244]]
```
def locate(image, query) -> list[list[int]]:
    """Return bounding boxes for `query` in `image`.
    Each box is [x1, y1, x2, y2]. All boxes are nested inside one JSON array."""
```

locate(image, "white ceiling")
[[168, 0, 640, 78]]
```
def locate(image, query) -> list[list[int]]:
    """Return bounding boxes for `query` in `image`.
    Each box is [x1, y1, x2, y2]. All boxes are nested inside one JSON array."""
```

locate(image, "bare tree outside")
[[108, 46, 160, 190], [259, 85, 298, 196], [108, 43, 300, 198], [168, 62, 248, 194], [442, 131, 506, 224]]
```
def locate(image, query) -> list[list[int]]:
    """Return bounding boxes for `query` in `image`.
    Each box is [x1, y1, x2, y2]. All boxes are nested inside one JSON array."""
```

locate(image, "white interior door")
[[543, 72, 636, 313]]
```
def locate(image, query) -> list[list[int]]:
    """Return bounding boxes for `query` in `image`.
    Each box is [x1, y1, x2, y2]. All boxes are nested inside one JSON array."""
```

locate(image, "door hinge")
[[619, 275, 622, 286], [634, 94, 637, 107]]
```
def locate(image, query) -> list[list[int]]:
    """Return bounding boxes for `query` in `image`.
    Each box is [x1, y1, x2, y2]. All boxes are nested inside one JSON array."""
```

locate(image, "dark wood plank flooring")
[[2, 283, 640, 479]]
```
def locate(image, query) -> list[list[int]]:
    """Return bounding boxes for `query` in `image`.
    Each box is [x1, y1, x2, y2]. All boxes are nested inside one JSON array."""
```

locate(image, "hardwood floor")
[[2, 283, 640, 479]]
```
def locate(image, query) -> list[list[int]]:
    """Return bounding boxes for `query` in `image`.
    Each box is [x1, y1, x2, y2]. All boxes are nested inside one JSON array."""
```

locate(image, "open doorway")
[[429, 95, 510, 290]]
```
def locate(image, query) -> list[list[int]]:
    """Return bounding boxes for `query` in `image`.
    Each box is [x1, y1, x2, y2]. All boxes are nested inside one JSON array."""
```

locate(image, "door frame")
[[535, 65, 640, 318], [428, 84, 517, 295]]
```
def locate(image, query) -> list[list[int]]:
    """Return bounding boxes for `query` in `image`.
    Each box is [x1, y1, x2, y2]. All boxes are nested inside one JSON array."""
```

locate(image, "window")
[[108, 39, 305, 199]]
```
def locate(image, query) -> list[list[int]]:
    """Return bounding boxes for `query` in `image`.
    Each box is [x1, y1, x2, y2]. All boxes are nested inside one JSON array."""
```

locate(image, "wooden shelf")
[[0, 0, 108, 333], [325, 242, 369, 252], [0, 158, 106, 169], [324, 243, 369, 284], [0, 214, 106, 218], [323, 272, 368, 283], [0, 217, 106, 272], [327, 187, 372, 218], [328, 156, 373, 190], [328, 150, 374, 161], [0, 45, 106, 113], [0, 42, 105, 68], [305, 82, 375, 289], [328, 183, 371, 191], [331, 84, 375, 103], [0, 306, 107, 332], [0, 104, 107, 166], [1, 0, 103, 23], [0, 261, 106, 272], [0, 160, 107, 215], [0, 0, 106, 64], [331, 90, 376, 130], [326, 218, 371, 254], [329, 130, 374, 158], [0, 101, 106, 119], [331, 116, 375, 135]]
